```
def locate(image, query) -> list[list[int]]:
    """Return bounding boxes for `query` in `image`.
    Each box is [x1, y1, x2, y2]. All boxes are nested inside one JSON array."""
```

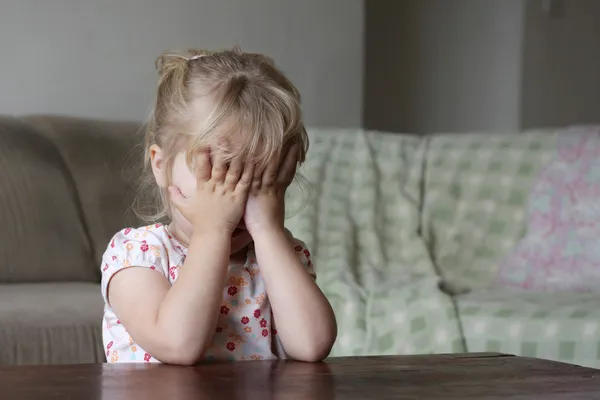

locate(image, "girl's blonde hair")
[[135, 47, 309, 222]]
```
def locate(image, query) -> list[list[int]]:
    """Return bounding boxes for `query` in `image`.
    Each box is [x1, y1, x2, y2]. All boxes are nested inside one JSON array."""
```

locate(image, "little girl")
[[101, 47, 337, 365]]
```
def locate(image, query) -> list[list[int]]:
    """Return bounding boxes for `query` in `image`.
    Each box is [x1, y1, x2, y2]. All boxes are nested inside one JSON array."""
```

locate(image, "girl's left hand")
[[243, 144, 299, 237]]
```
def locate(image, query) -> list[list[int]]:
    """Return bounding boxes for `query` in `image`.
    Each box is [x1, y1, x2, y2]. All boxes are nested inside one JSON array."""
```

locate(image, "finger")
[[194, 151, 212, 182], [211, 148, 227, 183], [251, 164, 263, 193], [236, 162, 254, 195], [276, 144, 299, 186], [168, 186, 186, 207], [224, 157, 243, 189], [261, 152, 280, 188]]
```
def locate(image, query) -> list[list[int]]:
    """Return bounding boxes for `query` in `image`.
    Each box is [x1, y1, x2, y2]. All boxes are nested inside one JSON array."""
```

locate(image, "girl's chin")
[[230, 230, 252, 254]]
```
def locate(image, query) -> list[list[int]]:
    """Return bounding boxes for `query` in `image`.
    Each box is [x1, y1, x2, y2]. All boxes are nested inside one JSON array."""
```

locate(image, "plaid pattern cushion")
[[421, 130, 559, 293], [285, 128, 464, 357], [457, 289, 600, 368], [286, 127, 600, 368]]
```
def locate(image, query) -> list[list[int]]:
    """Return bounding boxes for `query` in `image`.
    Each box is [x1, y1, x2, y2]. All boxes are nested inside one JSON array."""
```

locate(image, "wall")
[[365, 0, 600, 134], [365, 0, 526, 134], [521, 0, 600, 128], [0, 0, 364, 127]]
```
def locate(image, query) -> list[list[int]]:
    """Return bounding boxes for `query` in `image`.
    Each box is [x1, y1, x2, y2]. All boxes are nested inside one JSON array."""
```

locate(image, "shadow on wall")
[[364, 0, 600, 134]]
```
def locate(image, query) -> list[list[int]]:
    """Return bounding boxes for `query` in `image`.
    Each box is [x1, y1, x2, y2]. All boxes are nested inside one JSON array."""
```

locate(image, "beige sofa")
[[0, 116, 142, 364], [5, 116, 599, 370]]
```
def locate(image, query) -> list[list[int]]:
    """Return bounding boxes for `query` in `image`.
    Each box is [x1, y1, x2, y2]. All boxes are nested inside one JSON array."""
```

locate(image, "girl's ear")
[[149, 144, 167, 187]]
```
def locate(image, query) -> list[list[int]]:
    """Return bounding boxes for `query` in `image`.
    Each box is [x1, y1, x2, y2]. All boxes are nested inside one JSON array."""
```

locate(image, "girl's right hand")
[[169, 149, 253, 235]]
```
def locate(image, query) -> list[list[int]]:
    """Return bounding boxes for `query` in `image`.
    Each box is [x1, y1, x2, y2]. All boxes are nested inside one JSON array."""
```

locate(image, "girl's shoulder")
[[109, 223, 169, 244], [105, 224, 185, 257]]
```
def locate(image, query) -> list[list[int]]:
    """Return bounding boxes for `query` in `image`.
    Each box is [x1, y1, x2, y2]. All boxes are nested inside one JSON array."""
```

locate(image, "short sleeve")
[[291, 237, 316, 279], [100, 227, 170, 304]]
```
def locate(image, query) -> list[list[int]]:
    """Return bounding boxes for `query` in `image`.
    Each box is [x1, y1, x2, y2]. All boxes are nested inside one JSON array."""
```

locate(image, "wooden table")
[[1, 353, 599, 399]]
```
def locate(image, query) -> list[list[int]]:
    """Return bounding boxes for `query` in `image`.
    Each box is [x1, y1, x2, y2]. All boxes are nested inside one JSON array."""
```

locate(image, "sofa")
[[1, 116, 599, 368]]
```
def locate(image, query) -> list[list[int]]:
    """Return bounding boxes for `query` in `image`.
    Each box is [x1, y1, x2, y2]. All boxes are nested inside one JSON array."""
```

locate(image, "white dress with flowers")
[[100, 224, 314, 363]]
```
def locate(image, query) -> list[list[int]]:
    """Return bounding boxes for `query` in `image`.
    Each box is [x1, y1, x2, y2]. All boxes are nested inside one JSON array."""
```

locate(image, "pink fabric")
[[497, 127, 600, 292]]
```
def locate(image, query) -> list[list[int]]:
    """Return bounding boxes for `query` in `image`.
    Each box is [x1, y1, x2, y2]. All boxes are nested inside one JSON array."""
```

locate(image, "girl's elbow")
[[166, 351, 202, 366], [157, 341, 207, 366], [295, 349, 330, 363], [294, 331, 337, 362]]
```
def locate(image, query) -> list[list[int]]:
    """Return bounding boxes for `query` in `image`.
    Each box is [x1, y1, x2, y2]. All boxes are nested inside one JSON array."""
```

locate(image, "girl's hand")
[[244, 144, 298, 237], [169, 149, 254, 235]]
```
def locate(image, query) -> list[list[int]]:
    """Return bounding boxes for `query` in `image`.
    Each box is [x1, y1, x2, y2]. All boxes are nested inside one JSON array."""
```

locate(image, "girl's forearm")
[[253, 228, 337, 362], [156, 232, 231, 364]]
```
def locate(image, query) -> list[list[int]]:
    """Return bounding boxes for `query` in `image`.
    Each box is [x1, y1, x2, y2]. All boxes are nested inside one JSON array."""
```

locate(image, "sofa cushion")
[[0, 117, 95, 283], [420, 130, 558, 293], [497, 127, 600, 292], [284, 128, 464, 357], [23, 116, 143, 273], [456, 288, 600, 368], [0, 283, 104, 365]]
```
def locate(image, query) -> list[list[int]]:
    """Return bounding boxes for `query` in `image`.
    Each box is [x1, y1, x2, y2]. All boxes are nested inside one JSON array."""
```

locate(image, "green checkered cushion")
[[285, 128, 464, 357], [457, 289, 600, 368], [421, 130, 559, 293], [366, 276, 465, 356]]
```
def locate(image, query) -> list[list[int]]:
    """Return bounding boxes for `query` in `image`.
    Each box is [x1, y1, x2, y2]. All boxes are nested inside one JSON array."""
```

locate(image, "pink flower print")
[[103, 264, 109, 272], [260, 318, 267, 328], [107, 341, 113, 350], [111, 255, 117, 261], [220, 306, 230, 315], [110, 239, 115, 248], [228, 286, 238, 296], [169, 266, 177, 280], [155, 223, 162, 228], [216, 327, 223, 333], [124, 228, 132, 235], [150, 266, 156, 270], [272, 328, 277, 335], [116, 320, 121, 324], [230, 276, 248, 286], [226, 342, 236, 351], [304, 249, 311, 258], [294, 245, 303, 252], [140, 241, 149, 252], [254, 309, 261, 319], [241, 316, 250, 325], [144, 353, 151, 362], [228, 333, 245, 344], [261, 329, 269, 337]]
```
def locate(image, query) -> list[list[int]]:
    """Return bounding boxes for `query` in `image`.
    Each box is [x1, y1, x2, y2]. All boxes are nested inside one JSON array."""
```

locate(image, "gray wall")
[[365, 0, 600, 134], [0, 0, 364, 127], [365, 0, 525, 134], [521, 0, 600, 129]]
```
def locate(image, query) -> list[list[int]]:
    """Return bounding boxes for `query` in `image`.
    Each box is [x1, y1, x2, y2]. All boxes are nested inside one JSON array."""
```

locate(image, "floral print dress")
[[100, 224, 314, 363]]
